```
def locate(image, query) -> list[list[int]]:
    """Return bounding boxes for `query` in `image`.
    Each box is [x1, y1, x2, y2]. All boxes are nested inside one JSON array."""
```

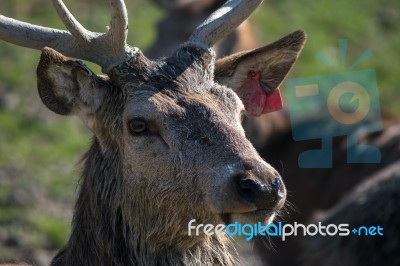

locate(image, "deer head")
[[0, 0, 305, 264]]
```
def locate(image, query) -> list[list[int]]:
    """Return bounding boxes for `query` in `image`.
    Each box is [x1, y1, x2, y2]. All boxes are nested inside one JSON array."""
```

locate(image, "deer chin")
[[220, 210, 276, 226]]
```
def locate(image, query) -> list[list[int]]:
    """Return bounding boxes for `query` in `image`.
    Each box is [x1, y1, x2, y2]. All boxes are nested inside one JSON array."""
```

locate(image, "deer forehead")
[[123, 84, 244, 122]]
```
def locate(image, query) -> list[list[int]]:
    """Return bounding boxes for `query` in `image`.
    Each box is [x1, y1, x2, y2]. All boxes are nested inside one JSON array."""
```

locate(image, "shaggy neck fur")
[[50, 139, 238, 266]]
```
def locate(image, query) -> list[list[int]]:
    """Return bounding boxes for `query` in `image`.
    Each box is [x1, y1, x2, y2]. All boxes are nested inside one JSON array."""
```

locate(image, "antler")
[[0, 0, 136, 73], [188, 0, 263, 48]]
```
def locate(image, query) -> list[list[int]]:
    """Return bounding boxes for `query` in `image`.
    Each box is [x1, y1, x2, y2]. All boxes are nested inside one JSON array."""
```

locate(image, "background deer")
[[0, 0, 306, 265], [147, 0, 258, 59], [254, 114, 400, 266], [301, 160, 400, 266]]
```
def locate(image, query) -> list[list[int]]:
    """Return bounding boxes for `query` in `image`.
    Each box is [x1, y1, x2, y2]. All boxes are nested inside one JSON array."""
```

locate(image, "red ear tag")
[[238, 71, 284, 117], [238, 82, 267, 116], [262, 88, 283, 114]]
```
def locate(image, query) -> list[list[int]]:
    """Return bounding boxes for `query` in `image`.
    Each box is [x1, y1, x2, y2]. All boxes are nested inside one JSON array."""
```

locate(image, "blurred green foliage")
[[0, 0, 399, 263]]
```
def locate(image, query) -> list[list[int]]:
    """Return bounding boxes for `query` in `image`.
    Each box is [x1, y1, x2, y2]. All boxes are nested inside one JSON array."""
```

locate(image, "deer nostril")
[[236, 175, 286, 210], [237, 179, 266, 203]]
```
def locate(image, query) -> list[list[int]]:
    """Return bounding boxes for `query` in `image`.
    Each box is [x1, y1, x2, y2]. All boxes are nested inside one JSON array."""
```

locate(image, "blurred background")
[[0, 0, 399, 265]]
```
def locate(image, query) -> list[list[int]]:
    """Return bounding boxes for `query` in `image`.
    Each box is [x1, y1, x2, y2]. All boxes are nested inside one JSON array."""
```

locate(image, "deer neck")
[[51, 139, 237, 266]]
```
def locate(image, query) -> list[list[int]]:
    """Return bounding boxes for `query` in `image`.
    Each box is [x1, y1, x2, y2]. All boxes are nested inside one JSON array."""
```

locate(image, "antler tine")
[[0, 0, 136, 74], [108, 0, 129, 53], [51, 0, 93, 43], [188, 0, 263, 48]]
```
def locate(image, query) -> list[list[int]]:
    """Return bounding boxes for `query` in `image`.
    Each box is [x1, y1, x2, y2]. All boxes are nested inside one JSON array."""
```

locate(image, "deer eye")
[[128, 119, 148, 135]]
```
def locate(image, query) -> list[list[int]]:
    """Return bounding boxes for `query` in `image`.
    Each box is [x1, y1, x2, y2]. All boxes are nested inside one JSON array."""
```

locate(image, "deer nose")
[[236, 176, 285, 210]]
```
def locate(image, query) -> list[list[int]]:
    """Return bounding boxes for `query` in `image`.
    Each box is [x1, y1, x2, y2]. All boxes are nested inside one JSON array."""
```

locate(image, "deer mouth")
[[219, 209, 276, 226]]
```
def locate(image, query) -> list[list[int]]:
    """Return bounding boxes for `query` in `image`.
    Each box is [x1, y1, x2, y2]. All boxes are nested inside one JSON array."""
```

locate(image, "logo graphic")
[[286, 40, 382, 168]]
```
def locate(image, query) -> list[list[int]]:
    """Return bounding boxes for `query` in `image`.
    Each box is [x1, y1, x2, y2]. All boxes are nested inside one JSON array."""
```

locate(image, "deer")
[[0, 0, 306, 265], [300, 160, 400, 266], [147, 0, 258, 59]]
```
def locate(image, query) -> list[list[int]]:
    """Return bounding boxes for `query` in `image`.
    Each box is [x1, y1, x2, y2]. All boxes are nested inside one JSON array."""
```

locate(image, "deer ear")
[[37, 47, 108, 121], [214, 30, 306, 117]]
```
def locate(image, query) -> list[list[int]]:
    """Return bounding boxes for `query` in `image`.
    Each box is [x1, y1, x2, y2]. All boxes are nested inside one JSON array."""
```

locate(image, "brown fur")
[[301, 161, 400, 266], [251, 114, 400, 266]]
